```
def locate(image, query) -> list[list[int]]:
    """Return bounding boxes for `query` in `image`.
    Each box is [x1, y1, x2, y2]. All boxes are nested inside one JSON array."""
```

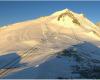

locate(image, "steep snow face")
[[50, 9, 98, 31], [49, 9, 100, 40], [50, 9, 81, 28]]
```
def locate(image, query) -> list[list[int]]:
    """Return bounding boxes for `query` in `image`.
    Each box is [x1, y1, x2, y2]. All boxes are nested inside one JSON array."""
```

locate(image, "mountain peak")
[[51, 8, 84, 19], [51, 8, 69, 16], [50, 8, 82, 27]]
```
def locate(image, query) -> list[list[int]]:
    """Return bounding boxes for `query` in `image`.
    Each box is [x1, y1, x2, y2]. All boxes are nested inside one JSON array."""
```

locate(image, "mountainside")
[[0, 9, 100, 55], [0, 9, 100, 79]]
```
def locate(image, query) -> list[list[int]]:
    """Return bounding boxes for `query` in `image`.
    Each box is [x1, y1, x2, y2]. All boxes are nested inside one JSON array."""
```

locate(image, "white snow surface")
[[0, 9, 100, 79]]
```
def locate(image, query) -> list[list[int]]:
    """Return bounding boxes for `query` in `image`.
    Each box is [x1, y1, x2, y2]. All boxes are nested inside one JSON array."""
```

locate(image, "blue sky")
[[0, 1, 100, 26]]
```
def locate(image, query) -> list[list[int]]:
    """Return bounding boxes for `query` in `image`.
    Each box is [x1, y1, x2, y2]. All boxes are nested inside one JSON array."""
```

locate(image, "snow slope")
[[0, 9, 100, 79]]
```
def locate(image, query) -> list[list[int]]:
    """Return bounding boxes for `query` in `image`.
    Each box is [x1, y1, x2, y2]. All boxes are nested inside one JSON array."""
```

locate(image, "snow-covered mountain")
[[0, 9, 100, 79]]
